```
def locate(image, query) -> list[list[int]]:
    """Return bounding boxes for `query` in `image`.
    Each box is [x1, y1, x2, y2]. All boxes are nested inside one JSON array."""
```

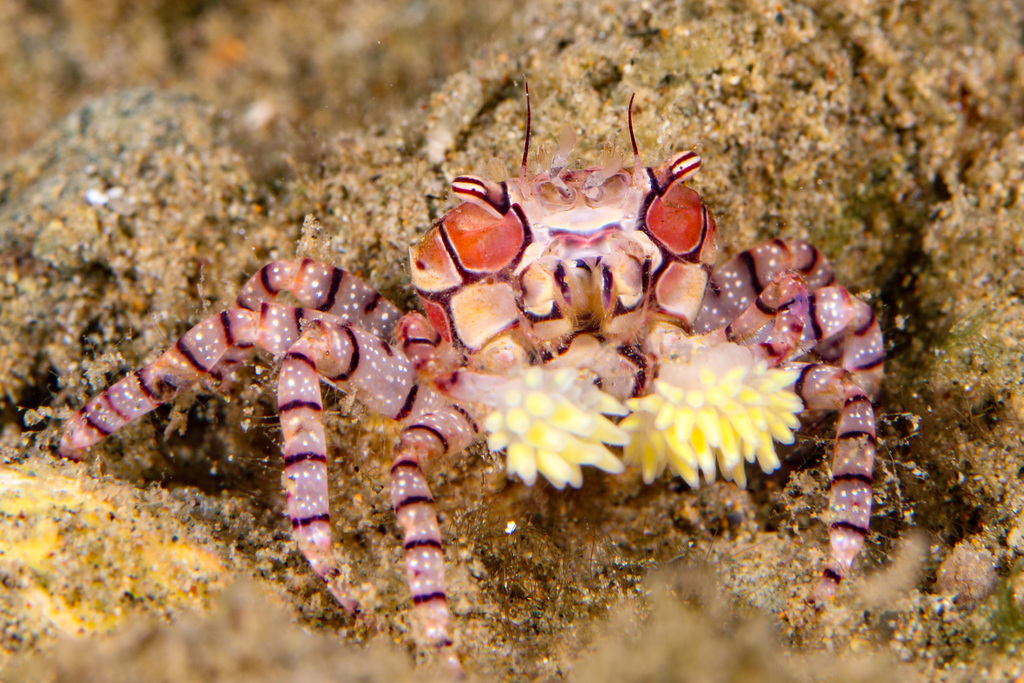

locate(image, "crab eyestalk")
[[482, 366, 629, 489], [621, 343, 803, 488]]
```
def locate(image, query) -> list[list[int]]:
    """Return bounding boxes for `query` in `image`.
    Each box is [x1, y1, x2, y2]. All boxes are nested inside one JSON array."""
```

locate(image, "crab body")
[[59, 112, 884, 674]]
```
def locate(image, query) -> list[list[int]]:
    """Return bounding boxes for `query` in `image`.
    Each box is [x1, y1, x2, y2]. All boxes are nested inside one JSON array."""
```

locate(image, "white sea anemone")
[[621, 343, 803, 488], [483, 366, 629, 489]]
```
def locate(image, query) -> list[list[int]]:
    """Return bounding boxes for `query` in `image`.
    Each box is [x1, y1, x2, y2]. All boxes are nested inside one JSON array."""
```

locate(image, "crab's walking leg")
[[276, 316, 441, 606], [59, 309, 260, 457], [785, 290, 884, 601], [237, 259, 402, 339], [695, 238, 834, 334], [390, 408, 477, 673], [277, 318, 474, 670], [792, 364, 879, 603], [696, 239, 885, 598]]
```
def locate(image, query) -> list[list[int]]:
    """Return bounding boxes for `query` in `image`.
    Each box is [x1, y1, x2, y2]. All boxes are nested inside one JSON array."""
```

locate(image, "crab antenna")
[[627, 93, 643, 179], [521, 80, 532, 178]]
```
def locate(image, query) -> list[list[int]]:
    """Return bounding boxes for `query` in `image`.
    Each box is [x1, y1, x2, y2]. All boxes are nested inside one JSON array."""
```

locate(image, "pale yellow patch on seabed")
[[0, 463, 230, 653]]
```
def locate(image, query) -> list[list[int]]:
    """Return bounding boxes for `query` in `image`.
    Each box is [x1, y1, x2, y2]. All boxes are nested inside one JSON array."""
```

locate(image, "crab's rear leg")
[[694, 238, 834, 335], [697, 245, 885, 599], [59, 309, 261, 457], [791, 363, 878, 602], [787, 289, 884, 601]]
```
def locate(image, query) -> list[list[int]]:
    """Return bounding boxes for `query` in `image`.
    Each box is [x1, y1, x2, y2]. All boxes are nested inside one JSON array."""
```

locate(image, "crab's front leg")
[[277, 314, 474, 673]]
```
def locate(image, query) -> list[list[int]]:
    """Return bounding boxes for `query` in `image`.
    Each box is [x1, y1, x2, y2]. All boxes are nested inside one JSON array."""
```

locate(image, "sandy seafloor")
[[1, 0, 1023, 680]]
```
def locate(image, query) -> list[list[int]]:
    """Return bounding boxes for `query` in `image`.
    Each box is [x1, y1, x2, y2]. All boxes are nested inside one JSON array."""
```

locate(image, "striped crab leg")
[[693, 238, 884, 599], [791, 363, 879, 602], [277, 317, 477, 671], [237, 258, 402, 339], [59, 308, 260, 457], [389, 407, 478, 673], [694, 238, 835, 334], [58, 301, 341, 456]]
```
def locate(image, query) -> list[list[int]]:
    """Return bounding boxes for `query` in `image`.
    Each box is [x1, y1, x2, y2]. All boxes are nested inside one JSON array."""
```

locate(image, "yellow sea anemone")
[[621, 343, 803, 488], [483, 366, 629, 489]]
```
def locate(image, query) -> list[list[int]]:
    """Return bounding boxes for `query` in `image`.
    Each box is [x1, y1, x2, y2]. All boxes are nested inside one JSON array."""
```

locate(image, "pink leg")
[[390, 409, 477, 673], [276, 317, 476, 670], [694, 239, 885, 599], [236, 258, 402, 339], [695, 238, 834, 334], [793, 364, 878, 602], [59, 309, 260, 457]]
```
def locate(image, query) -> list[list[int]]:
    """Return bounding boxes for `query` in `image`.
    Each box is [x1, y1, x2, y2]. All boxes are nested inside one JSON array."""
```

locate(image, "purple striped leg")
[[59, 309, 261, 457], [276, 317, 476, 671], [390, 408, 477, 673], [694, 238, 835, 335], [277, 315, 442, 608], [59, 299, 369, 457], [692, 237, 885, 599], [237, 258, 402, 339], [792, 364, 879, 602]]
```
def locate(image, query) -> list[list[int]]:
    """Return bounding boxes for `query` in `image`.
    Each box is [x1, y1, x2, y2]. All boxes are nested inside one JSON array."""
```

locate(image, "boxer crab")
[[60, 97, 884, 673]]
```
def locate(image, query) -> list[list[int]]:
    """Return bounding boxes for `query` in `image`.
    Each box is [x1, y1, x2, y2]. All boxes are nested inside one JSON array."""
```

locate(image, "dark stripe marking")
[[404, 538, 443, 550], [844, 394, 870, 407], [329, 326, 360, 382], [738, 250, 761, 291], [837, 430, 876, 443], [412, 591, 447, 605], [261, 265, 280, 295], [390, 459, 420, 474], [853, 355, 885, 371], [409, 423, 449, 453], [364, 291, 382, 315], [284, 350, 316, 369], [832, 472, 873, 485], [102, 393, 129, 422], [83, 409, 113, 436], [393, 383, 419, 421], [807, 294, 824, 341], [291, 513, 330, 529], [220, 310, 235, 346], [319, 268, 343, 312], [135, 370, 158, 403], [830, 520, 869, 536], [854, 308, 876, 336], [451, 404, 480, 434], [793, 365, 813, 398], [175, 338, 211, 373], [284, 451, 328, 467], [822, 567, 842, 583], [800, 245, 820, 274], [394, 494, 434, 513], [279, 399, 323, 413], [755, 297, 777, 315]]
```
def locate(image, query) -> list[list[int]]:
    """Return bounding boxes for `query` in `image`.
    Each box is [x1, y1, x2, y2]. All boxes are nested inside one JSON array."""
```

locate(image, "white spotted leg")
[[276, 317, 477, 672], [59, 309, 261, 457], [389, 408, 477, 674], [237, 258, 402, 339], [792, 364, 879, 602], [692, 237, 884, 600]]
